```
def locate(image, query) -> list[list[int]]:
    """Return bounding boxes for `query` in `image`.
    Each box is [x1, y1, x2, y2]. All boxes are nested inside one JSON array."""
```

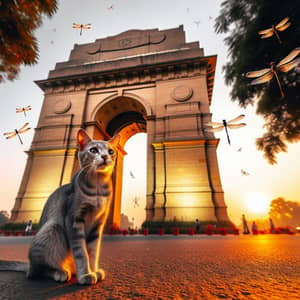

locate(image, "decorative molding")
[[54, 99, 72, 114], [36, 60, 209, 93], [171, 85, 193, 102], [36, 56, 216, 105]]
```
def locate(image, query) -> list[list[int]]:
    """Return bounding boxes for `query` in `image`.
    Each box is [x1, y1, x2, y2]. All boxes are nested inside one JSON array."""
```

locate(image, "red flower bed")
[[121, 229, 128, 236], [232, 227, 239, 235], [172, 227, 180, 235], [187, 228, 195, 235], [286, 227, 295, 235], [14, 231, 25, 236], [218, 227, 227, 235], [108, 224, 121, 235], [205, 224, 215, 235], [129, 228, 138, 235], [158, 228, 165, 235], [143, 228, 149, 235]]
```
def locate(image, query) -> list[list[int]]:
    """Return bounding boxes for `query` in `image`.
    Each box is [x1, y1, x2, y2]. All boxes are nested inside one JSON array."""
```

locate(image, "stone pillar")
[[146, 116, 155, 221], [11, 148, 77, 223], [152, 142, 166, 221], [206, 140, 230, 221], [151, 139, 218, 222], [109, 147, 126, 228]]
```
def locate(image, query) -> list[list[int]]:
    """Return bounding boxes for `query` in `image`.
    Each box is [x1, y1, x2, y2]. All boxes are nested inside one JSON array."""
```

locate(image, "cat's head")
[[77, 129, 120, 174]]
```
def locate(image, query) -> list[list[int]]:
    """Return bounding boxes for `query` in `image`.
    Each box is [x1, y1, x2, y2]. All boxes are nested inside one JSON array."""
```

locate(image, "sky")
[[0, 0, 299, 227]]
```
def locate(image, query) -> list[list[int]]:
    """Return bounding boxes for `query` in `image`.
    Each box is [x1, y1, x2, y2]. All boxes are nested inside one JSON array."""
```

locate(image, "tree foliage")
[[215, 0, 300, 164], [269, 197, 300, 227], [0, 0, 58, 81]]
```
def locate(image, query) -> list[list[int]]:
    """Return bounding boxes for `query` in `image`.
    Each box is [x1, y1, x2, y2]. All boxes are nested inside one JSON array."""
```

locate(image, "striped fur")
[[13, 129, 119, 285]]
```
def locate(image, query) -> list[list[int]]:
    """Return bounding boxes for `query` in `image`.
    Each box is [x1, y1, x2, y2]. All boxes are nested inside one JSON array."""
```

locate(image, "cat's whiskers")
[[24, 130, 119, 285]]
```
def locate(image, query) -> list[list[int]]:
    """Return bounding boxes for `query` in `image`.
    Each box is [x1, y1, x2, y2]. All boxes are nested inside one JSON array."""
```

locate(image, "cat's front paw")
[[95, 268, 105, 281], [78, 272, 98, 285], [54, 270, 71, 282]]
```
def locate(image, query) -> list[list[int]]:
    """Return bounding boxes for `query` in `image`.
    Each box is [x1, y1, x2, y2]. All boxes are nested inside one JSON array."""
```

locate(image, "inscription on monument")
[[88, 31, 166, 54]]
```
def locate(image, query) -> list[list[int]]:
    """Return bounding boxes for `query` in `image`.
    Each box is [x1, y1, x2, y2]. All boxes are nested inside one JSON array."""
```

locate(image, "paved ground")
[[0, 234, 299, 300]]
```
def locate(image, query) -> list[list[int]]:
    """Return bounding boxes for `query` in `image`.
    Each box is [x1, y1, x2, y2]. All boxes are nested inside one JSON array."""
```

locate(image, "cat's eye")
[[108, 149, 114, 155], [89, 147, 99, 154]]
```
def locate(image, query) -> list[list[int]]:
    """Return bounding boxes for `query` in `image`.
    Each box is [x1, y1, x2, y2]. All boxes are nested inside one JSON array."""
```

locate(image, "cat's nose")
[[102, 154, 109, 162]]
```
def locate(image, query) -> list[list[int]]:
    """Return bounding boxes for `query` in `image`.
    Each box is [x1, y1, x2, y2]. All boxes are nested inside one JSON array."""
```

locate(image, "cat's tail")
[[0, 260, 29, 272]]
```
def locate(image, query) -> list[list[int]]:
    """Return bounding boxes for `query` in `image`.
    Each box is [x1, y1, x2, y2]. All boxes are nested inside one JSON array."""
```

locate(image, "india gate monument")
[[11, 25, 231, 227]]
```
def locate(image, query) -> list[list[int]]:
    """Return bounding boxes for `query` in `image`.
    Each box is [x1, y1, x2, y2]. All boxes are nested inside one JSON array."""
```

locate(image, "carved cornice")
[[35, 55, 216, 104]]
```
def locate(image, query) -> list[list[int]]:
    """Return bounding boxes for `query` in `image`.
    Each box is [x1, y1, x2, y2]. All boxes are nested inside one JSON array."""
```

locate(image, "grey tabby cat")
[[0, 129, 119, 285]]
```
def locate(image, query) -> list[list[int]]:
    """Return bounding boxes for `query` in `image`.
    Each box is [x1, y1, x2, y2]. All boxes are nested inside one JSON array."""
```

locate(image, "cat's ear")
[[77, 129, 91, 151], [109, 134, 120, 148]]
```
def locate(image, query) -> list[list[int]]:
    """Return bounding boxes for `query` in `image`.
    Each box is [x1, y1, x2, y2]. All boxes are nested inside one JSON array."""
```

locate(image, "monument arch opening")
[[11, 25, 232, 228], [120, 132, 147, 230], [88, 95, 147, 227]]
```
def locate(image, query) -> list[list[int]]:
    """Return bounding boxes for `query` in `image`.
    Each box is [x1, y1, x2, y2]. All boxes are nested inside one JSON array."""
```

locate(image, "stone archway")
[[89, 96, 147, 227], [11, 25, 231, 226]]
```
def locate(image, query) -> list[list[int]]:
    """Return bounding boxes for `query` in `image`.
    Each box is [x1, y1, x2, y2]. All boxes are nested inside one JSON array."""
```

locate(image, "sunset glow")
[[245, 192, 270, 215]]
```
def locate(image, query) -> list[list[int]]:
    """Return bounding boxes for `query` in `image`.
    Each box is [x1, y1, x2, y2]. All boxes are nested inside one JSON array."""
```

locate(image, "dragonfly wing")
[[227, 114, 245, 124], [277, 47, 300, 66], [227, 123, 246, 129], [258, 28, 272, 35], [204, 121, 223, 126], [246, 68, 270, 78], [25, 105, 32, 110], [278, 58, 300, 73], [5, 134, 17, 139], [16, 108, 23, 113], [18, 122, 29, 132], [205, 126, 224, 132], [250, 72, 274, 85], [19, 127, 31, 134], [3, 131, 16, 137], [261, 31, 274, 38], [275, 17, 289, 28], [277, 22, 291, 32]]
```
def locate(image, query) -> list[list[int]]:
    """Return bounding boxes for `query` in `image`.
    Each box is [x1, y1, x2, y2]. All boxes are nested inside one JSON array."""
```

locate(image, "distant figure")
[[269, 218, 275, 233], [195, 219, 201, 233], [25, 220, 32, 236], [242, 214, 250, 234], [251, 221, 258, 235]]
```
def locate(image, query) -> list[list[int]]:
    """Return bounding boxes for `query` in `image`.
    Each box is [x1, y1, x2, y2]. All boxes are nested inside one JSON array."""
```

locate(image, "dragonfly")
[[193, 20, 201, 27], [3, 123, 31, 145], [241, 169, 250, 176], [133, 197, 140, 208], [72, 23, 91, 36], [16, 105, 31, 117], [258, 17, 291, 44], [205, 115, 246, 145], [246, 47, 300, 97], [129, 171, 135, 179]]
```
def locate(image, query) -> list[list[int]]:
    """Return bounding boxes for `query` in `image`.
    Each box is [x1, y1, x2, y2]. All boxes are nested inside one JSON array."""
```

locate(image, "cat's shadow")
[[0, 271, 93, 299]]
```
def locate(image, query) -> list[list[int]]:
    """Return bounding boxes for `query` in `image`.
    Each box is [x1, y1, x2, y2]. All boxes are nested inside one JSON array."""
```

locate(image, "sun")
[[245, 192, 270, 215]]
